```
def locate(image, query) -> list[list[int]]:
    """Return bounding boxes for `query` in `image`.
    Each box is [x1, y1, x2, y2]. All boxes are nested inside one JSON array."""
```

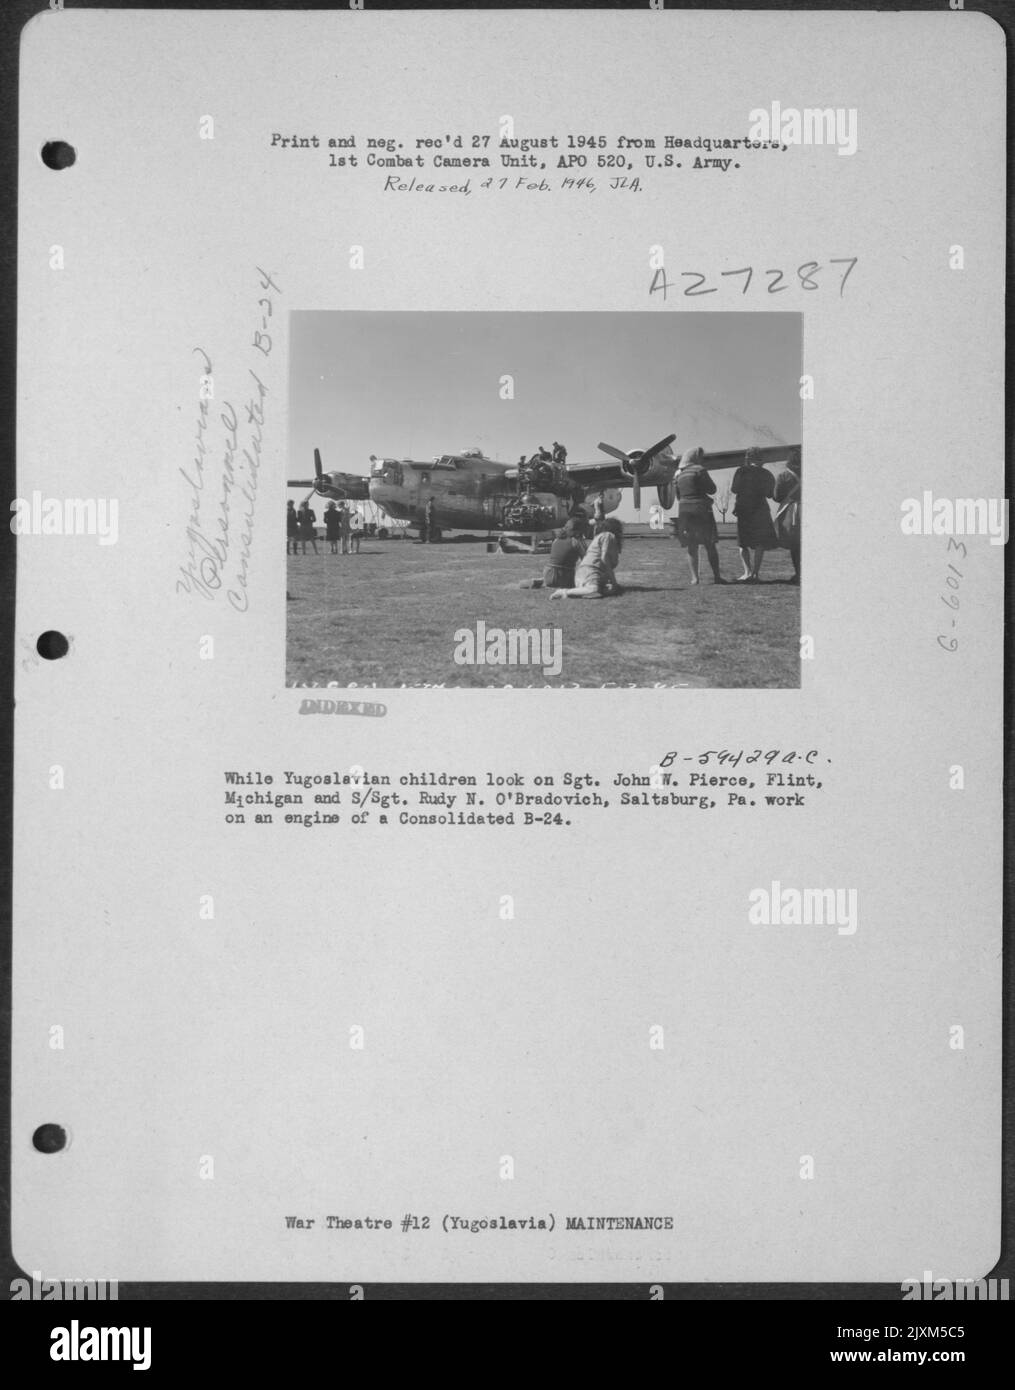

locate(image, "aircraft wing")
[[696, 444, 798, 472], [564, 443, 798, 490], [563, 460, 634, 489]]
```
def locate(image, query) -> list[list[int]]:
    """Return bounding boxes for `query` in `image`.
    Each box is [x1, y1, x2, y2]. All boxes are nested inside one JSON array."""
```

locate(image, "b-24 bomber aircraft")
[[289, 435, 798, 542]]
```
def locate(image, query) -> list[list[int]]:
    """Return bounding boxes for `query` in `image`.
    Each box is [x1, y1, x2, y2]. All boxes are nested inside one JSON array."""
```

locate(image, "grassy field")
[[286, 527, 800, 688]]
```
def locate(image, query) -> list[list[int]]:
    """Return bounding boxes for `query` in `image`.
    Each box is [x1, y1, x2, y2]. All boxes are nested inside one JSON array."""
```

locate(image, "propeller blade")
[[632, 473, 641, 510], [639, 433, 677, 465], [597, 441, 630, 464], [314, 448, 323, 478], [288, 479, 317, 488]]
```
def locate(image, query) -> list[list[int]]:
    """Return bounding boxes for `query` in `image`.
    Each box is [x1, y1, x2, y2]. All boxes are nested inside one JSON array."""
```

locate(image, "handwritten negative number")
[[659, 258, 857, 299]]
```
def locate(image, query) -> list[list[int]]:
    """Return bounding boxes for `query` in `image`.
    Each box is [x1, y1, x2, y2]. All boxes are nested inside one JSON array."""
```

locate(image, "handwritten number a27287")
[[650, 259, 858, 300]]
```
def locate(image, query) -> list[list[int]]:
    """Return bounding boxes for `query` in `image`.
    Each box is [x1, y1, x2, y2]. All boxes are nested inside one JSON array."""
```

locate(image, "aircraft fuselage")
[[368, 452, 619, 534]]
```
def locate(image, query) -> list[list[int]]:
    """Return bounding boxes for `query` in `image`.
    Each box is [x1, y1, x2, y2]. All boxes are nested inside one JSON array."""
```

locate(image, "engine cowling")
[[656, 481, 676, 509], [622, 450, 675, 489], [316, 471, 370, 501]]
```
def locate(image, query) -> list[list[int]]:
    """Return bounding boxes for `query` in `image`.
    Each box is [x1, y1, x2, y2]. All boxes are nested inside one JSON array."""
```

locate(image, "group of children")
[[520, 514, 625, 599], [286, 499, 363, 555]]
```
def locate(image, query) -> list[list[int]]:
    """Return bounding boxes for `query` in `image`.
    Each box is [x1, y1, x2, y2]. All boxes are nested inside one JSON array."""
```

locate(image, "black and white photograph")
[[4, 0, 1008, 1359], [286, 311, 802, 688]]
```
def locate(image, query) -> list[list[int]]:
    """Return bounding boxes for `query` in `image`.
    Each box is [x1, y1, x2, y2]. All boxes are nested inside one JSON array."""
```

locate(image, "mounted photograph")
[[286, 311, 802, 688]]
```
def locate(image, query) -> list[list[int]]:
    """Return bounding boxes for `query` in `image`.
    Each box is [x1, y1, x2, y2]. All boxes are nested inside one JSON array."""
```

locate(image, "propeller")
[[597, 434, 676, 511], [288, 447, 371, 502], [288, 446, 326, 492]]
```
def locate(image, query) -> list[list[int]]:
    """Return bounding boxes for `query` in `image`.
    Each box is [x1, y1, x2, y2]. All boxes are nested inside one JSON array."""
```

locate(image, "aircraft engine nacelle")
[[656, 481, 676, 509], [622, 449, 676, 489], [318, 471, 370, 501]]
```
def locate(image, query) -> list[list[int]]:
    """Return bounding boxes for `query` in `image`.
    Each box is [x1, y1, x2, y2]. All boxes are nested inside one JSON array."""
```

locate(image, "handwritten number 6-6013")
[[937, 539, 967, 651]]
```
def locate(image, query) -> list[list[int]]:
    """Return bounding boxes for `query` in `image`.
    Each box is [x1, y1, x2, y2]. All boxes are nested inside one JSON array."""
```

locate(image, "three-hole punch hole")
[[37, 631, 69, 660], [33, 1124, 67, 1154], [41, 141, 76, 170]]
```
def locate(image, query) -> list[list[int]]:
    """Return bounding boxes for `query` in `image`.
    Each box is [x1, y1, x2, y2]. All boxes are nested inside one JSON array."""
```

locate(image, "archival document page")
[[12, 8, 1005, 1285]]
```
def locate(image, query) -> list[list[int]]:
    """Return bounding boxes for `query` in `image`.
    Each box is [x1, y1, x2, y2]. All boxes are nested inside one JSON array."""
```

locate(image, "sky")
[[289, 311, 802, 522]]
